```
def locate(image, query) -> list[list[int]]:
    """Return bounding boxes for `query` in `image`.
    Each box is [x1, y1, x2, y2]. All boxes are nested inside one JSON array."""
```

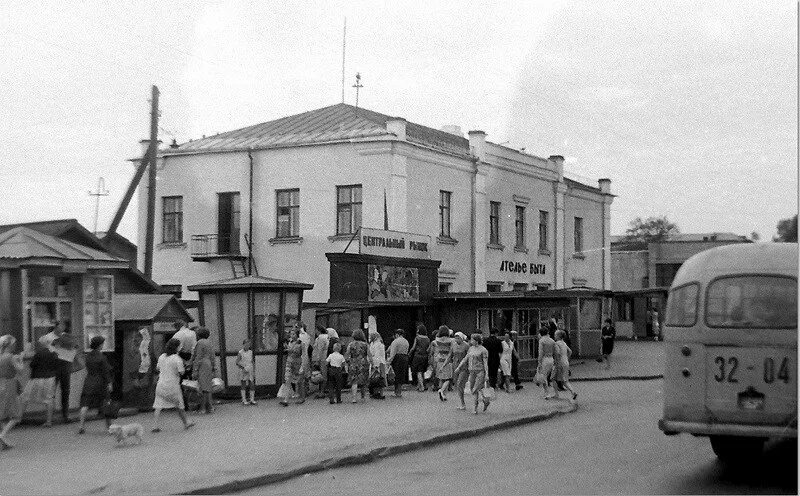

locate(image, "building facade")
[[136, 104, 614, 304], [610, 232, 749, 338]]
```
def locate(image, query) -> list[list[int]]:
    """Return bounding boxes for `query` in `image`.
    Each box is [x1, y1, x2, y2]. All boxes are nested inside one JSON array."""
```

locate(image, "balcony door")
[[218, 192, 241, 255]]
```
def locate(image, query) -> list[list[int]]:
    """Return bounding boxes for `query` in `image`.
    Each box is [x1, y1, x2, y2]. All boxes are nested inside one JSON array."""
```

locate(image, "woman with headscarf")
[[78, 335, 113, 434], [0, 334, 23, 449], [367, 331, 386, 399], [345, 329, 369, 403], [192, 327, 217, 414]]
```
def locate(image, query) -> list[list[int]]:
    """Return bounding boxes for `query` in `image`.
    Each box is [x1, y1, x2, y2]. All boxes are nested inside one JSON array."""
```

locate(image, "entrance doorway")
[[218, 192, 240, 255]]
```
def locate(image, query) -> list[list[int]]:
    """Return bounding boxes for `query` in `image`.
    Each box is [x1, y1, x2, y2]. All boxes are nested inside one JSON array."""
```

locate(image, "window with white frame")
[[162, 196, 183, 243], [336, 185, 362, 235], [489, 202, 501, 245], [439, 191, 452, 238], [515, 206, 525, 248], [276, 189, 300, 238], [574, 216, 584, 253], [538, 211, 549, 251]]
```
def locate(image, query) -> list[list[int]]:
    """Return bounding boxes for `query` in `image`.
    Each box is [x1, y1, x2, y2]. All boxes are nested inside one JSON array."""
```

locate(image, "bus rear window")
[[666, 283, 699, 327], [706, 276, 797, 328]]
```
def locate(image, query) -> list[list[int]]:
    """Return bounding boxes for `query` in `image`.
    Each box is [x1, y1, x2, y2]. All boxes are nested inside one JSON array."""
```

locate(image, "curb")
[[571, 374, 663, 382], [179, 403, 578, 495]]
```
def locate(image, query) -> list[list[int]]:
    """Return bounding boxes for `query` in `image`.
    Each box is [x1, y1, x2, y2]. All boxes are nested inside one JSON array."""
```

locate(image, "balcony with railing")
[[190, 234, 245, 261]]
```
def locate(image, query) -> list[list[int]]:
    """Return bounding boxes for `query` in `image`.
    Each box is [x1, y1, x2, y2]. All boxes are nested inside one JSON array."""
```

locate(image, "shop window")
[[336, 185, 362, 235], [201, 293, 221, 351], [489, 202, 501, 245], [438, 282, 452, 293], [615, 298, 633, 321], [283, 292, 301, 340], [162, 196, 183, 243], [82, 275, 114, 351], [512, 283, 528, 292], [515, 206, 525, 248], [253, 292, 280, 352], [539, 211, 549, 251], [439, 191, 452, 238], [222, 292, 248, 353], [486, 282, 503, 292], [574, 217, 584, 253], [276, 189, 300, 238]]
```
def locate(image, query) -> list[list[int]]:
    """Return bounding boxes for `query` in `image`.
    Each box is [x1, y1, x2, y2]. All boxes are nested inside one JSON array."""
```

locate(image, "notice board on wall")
[[367, 265, 419, 302]]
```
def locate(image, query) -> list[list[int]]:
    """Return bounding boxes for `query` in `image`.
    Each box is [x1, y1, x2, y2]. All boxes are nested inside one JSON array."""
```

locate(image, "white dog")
[[108, 423, 143, 445]]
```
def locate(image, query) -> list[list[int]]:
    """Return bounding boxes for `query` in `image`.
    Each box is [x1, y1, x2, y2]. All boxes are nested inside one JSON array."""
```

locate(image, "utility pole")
[[143, 85, 160, 279], [352, 72, 363, 108], [87, 177, 109, 234]]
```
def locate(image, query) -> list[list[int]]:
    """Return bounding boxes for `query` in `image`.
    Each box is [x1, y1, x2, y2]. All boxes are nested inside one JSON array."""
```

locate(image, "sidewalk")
[[570, 339, 664, 380], [0, 341, 661, 495]]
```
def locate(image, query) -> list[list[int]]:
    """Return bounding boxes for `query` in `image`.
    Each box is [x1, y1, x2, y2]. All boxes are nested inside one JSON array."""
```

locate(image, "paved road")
[[243, 380, 797, 495]]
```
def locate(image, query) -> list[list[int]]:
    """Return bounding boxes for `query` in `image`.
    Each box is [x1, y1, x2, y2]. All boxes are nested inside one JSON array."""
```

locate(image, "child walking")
[[453, 333, 489, 414], [325, 343, 345, 404], [553, 330, 577, 400], [235, 339, 256, 405]]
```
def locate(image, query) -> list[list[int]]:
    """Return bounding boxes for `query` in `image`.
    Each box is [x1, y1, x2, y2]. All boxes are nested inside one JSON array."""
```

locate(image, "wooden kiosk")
[[188, 275, 313, 396]]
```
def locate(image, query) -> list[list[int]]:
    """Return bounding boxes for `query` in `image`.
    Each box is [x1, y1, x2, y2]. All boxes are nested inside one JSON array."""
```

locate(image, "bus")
[[658, 242, 797, 461]]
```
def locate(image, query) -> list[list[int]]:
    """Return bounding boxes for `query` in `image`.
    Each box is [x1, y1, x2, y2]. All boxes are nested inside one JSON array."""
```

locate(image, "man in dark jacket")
[[483, 328, 503, 389]]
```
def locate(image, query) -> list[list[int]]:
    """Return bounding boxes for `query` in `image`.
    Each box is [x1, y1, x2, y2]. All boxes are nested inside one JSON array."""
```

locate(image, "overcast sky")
[[1, 1, 796, 242]]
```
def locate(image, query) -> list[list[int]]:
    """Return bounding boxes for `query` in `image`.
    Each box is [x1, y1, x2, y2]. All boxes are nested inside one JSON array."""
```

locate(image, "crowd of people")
[[0, 317, 594, 450]]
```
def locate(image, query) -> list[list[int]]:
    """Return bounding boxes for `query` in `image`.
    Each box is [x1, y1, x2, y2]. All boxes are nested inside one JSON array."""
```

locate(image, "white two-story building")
[[137, 103, 614, 306]]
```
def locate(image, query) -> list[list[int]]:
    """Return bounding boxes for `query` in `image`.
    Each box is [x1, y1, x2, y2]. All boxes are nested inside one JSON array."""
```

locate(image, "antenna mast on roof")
[[88, 177, 109, 234], [353, 72, 363, 108], [341, 17, 346, 103]]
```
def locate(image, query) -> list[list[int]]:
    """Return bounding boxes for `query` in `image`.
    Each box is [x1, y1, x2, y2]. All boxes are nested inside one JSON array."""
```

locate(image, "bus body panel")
[[660, 243, 798, 440]]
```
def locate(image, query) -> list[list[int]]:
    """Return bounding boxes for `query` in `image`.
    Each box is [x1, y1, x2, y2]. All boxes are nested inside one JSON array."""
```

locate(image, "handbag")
[[277, 383, 290, 399], [481, 386, 495, 404], [211, 377, 224, 393]]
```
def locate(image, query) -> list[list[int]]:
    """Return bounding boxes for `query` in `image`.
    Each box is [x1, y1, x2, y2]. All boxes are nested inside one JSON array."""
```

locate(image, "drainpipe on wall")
[[553, 181, 558, 289], [470, 157, 478, 291], [248, 148, 254, 276]]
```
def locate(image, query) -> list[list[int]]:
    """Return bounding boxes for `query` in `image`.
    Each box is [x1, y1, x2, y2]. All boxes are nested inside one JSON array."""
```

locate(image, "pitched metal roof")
[[0, 218, 107, 251], [166, 103, 471, 159], [0, 226, 127, 268], [188, 274, 314, 291], [114, 294, 192, 322]]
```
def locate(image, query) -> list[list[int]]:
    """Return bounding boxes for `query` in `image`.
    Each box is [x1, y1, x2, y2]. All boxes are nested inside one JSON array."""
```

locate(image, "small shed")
[[188, 275, 313, 396], [114, 294, 192, 409]]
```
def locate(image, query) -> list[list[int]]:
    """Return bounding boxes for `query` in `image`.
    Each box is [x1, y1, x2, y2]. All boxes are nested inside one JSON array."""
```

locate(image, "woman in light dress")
[[432, 326, 454, 401], [152, 338, 195, 432], [499, 332, 515, 393], [553, 330, 577, 401]]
